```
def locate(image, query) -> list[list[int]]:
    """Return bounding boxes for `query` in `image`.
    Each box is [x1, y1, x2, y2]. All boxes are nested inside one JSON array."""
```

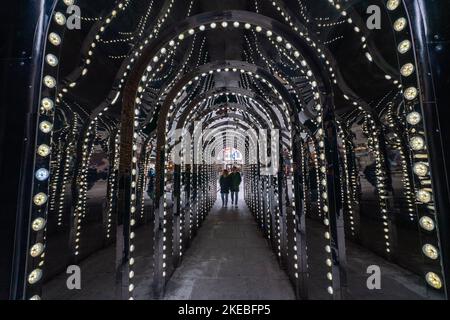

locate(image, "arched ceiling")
[[52, 0, 410, 140]]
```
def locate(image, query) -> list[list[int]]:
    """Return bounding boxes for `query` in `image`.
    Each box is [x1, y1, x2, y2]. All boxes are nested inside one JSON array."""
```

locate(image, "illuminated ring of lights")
[[26, 0, 74, 300]]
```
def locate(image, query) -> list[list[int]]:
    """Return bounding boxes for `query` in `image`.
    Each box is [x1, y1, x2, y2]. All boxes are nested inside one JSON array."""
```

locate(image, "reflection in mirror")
[[43, 116, 119, 299]]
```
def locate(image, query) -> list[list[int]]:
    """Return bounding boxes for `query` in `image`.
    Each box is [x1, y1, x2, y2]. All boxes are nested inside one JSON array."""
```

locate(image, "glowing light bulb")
[[32, 217, 46, 231], [425, 272, 442, 289], [422, 244, 439, 260], [386, 0, 400, 10]]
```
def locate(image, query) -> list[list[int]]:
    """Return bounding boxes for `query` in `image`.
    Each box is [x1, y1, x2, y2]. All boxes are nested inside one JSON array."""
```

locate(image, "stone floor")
[[163, 194, 296, 300]]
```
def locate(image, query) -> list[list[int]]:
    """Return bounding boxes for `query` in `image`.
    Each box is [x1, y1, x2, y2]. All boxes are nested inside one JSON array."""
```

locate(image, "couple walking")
[[219, 166, 242, 208]]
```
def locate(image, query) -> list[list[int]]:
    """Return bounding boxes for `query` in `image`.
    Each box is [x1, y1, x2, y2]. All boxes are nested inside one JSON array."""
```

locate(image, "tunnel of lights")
[[1, 0, 450, 300]]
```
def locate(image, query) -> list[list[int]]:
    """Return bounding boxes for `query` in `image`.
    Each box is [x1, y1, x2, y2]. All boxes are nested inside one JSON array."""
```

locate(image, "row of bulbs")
[[27, 0, 82, 300], [386, 0, 442, 290]]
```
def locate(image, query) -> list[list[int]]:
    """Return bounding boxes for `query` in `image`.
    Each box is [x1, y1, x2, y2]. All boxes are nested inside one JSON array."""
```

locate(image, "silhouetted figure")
[[219, 169, 231, 207], [229, 166, 242, 208]]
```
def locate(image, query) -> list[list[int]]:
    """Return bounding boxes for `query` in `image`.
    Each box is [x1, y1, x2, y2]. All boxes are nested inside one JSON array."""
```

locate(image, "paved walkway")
[[164, 193, 296, 300]]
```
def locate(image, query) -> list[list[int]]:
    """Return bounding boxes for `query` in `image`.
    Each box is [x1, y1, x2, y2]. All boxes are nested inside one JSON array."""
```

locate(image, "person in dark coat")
[[229, 166, 242, 208], [219, 169, 231, 207], [147, 167, 155, 199]]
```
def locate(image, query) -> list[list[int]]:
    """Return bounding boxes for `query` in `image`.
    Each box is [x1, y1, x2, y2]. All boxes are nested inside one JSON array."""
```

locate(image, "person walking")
[[230, 166, 242, 208], [219, 169, 231, 207], [147, 167, 155, 200]]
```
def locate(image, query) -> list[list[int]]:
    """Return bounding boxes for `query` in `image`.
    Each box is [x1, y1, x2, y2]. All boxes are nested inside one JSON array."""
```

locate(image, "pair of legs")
[[231, 191, 239, 206], [221, 192, 229, 207]]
